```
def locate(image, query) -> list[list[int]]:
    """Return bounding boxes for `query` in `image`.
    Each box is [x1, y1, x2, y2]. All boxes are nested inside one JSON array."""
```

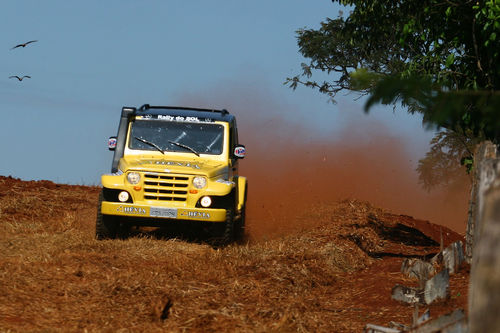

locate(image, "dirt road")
[[0, 176, 468, 332]]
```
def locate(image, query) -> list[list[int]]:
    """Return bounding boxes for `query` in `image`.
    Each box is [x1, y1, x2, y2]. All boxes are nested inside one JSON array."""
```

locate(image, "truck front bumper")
[[101, 202, 227, 222]]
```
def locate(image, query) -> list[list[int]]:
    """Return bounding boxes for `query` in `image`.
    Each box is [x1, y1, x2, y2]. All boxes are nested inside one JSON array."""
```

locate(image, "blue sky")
[[0, 1, 434, 184]]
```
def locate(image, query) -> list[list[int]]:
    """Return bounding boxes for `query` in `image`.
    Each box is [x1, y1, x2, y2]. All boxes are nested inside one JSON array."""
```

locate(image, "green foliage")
[[362, 75, 500, 140], [417, 128, 478, 191], [474, 0, 500, 52], [461, 156, 474, 174], [287, 0, 500, 141]]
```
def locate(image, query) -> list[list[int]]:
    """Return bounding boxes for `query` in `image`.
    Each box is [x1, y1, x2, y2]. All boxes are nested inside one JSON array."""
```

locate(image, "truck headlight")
[[200, 196, 212, 207], [118, 191, 130, 202], [127, 172, 141, 185], [192, 176, 207, 189]]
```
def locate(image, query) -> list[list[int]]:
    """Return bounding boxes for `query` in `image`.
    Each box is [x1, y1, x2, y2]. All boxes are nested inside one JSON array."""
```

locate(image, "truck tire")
[[209, 208, 235, 246], [95, 191, 118, 240], [222, 208, 235, 245], [235, 181, 247, 242], [234, 205, 246, 241]]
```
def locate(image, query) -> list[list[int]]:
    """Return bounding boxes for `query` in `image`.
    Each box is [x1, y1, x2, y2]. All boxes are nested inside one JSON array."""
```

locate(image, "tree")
[[287, 0, 500, 188], [417, 127, 476, 190]]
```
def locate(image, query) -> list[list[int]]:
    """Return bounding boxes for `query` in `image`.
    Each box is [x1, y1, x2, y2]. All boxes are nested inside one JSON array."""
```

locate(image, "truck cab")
[[96, 104, 247, 244]]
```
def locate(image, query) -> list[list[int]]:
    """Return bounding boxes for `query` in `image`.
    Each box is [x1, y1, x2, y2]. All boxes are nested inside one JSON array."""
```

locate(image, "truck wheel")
[[234, 206, 246, 241], [209, 208, 235, 246], [222, 208, 235, 245], [95, 191, 118, 240]]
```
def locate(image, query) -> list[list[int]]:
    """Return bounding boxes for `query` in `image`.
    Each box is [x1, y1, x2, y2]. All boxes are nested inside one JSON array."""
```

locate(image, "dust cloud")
[[174, 82, 470, 239]]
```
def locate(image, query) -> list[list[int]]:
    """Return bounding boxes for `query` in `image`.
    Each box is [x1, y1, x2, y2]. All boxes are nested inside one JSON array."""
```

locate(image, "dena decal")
[[117, 206, 146, 215], [180, 211, 211, 219]]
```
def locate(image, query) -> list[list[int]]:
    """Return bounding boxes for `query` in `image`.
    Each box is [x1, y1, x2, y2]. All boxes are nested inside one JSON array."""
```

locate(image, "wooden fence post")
[[469, 142, 500, 332], [465, 142, 497, 262]]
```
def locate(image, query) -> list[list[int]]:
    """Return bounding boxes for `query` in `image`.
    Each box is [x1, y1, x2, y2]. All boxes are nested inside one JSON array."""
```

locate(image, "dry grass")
[[0, 176, 468, 332]]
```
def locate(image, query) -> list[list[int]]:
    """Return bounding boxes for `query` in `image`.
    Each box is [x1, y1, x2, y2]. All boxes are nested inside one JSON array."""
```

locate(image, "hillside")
[[0, 175, 468, 332]]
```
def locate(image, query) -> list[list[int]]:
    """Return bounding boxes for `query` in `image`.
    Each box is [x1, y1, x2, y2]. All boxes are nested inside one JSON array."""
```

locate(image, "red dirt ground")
[[0, 175, 469, 332]]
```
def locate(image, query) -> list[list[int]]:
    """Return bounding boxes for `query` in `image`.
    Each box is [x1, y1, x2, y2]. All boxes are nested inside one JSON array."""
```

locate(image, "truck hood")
[[119, 156, 228, 178]]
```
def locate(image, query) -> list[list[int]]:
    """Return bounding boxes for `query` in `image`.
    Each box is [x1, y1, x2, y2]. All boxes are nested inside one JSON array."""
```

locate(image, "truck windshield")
[[129, 119, 224, 155]]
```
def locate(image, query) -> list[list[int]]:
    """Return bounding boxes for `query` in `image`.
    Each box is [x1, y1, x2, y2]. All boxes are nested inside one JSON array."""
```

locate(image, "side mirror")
[[233, 145, 246, 159], [108, 137, 117, 151]]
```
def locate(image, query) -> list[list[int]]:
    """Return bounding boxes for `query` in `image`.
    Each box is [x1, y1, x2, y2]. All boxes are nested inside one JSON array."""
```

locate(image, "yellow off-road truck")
[[96, 104, 247, 244]]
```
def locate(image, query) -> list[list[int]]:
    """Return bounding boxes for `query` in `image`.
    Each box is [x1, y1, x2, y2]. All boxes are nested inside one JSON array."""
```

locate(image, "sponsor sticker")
[[117, 206, 146, 215], [140, 160, 201, 169], [108, 137, 117, 149], [234, 146, 246, 158], [180, 211, 211, 219], [153, 115, 214, 123]]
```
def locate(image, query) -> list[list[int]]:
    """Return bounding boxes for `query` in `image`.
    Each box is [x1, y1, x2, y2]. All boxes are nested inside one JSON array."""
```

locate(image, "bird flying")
[[11, 40, 38, 50], [9, 75, 31, 81]]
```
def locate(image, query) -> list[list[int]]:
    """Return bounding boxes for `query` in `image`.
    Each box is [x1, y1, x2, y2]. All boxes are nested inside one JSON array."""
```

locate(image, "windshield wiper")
[[206, 133, 222, 152], [134, 136, 165, 154], [168, 140, 200, 157]]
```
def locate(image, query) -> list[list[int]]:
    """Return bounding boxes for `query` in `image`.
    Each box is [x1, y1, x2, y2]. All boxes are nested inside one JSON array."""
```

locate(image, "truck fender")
[[236, 176, 247, 212]]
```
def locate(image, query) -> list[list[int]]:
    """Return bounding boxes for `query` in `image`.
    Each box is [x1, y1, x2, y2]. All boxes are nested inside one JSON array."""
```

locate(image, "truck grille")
[[143, 173, 189, 201]]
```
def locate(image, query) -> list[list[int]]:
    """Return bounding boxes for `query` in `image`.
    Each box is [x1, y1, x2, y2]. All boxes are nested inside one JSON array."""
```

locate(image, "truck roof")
[[124, 104, 236, 124]]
